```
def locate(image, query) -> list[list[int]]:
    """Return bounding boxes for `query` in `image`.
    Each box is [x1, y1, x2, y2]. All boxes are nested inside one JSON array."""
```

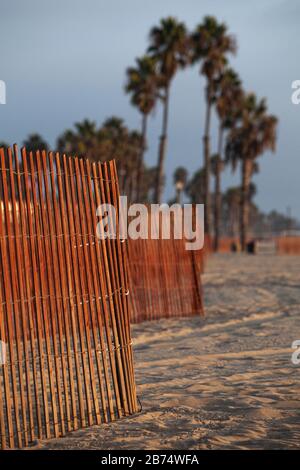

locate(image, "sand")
[[36, 254, 300, 450]]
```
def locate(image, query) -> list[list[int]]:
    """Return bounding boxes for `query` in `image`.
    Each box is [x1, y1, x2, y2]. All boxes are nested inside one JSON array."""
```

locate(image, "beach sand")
[[37, 254, 300, 450]]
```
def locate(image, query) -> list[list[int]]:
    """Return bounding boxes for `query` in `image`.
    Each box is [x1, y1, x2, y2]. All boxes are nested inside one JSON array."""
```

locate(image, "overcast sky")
[[1, 0, 299, 218]]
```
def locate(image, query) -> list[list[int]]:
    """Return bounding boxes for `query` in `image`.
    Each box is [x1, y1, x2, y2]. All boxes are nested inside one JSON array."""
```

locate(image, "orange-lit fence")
[[276, 237, 300, 255], [0, 146, 138, 449], [128, 213, 205, 323]]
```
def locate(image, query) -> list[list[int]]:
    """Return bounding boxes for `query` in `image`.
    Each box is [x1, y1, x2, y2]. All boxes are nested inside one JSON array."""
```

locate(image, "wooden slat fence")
[[128, 210, 204, 323], [0, 145, 138, 449]]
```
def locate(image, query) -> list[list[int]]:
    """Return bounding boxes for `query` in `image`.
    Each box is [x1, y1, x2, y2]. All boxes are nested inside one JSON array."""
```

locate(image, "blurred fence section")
[[128, 210, 204, 323], [217, 236, 300, 255], [276, 237, 300, 255], [0, 146, 138, 449]]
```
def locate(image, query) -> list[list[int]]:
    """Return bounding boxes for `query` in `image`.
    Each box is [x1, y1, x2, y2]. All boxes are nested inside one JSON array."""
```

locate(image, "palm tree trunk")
[[203, 85, 212, 236], [136, 113, 147, 202], [240, 158, 252, 251], [229, 204, 234, 237], [213, 124, 224, 251], [233, 204, 239, 238], [154, 86, 170, 204]]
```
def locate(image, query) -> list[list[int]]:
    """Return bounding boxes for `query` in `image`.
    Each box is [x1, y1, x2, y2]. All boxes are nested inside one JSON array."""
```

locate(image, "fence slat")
[[41, 150, 71, 434], [0, 148, 23, 447]]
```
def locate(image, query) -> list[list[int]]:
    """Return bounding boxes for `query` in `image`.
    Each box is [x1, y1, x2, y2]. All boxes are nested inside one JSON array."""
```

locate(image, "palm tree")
[[23, 133, 49, 152], [57, 116, 151, 199], [125, 55, 158, 200], [173, 166, 188, 204], [148, 17, 189, 203], [213, 68, 243, 251], [191, 16, 236, 237], [57, 120, 98, 160], [57, 129, 77, 155], [226, 93, 278, 250]]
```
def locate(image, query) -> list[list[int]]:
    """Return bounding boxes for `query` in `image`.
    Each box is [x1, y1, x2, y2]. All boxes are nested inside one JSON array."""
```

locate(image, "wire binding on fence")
[[0, 166, 116, 182], [1, 286, 129, 307], [4, 340, 134, 367]]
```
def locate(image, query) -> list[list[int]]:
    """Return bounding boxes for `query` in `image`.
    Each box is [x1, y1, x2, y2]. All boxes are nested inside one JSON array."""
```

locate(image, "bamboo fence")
[[276, 237, 300, 255], [128, 210, 205, 323], [0, 145, 138, 449]]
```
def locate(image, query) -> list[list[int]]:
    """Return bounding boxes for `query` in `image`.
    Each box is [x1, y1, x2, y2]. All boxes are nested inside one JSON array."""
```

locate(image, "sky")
[[0, 0, 299, 218]]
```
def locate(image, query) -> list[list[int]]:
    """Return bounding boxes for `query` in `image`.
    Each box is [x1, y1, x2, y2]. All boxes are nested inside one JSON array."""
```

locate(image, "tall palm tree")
[[226, 93, 278, 250], [148, 17, 189, 203], [173, 166, 188, 204], [125, 55, 158, 200], [191, 16, 236, 237], [213, 68, 243, 251]]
